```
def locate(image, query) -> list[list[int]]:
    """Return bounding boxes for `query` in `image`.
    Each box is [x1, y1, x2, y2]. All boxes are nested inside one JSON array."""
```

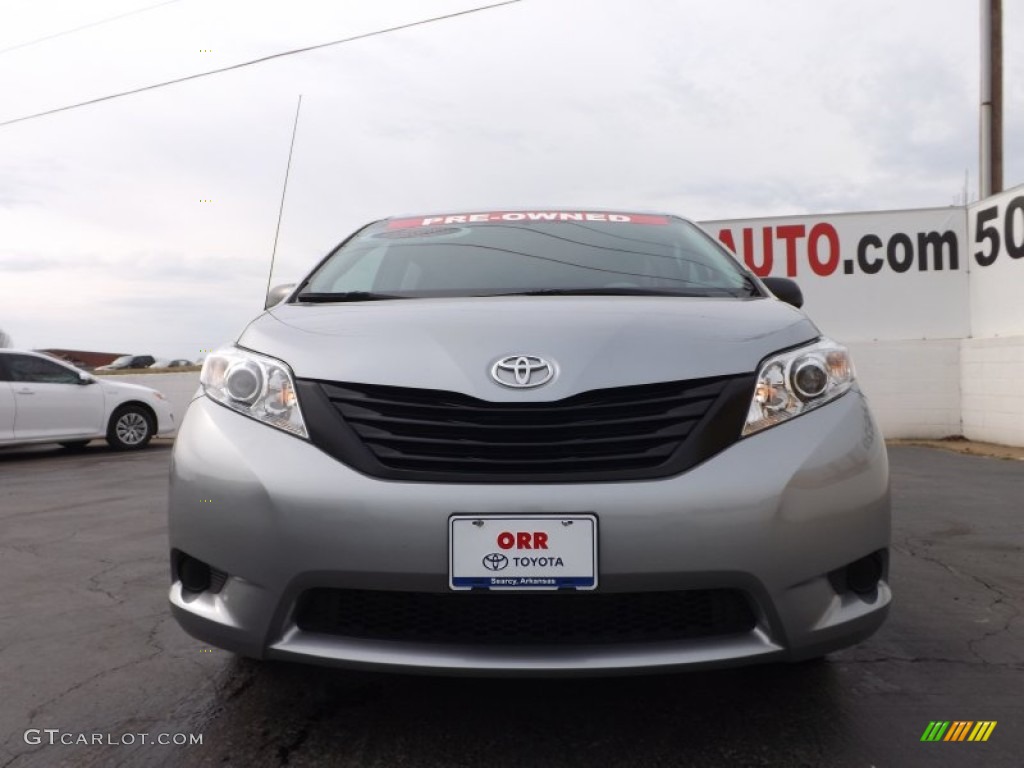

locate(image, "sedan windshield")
[[296, 211, 756, 301]]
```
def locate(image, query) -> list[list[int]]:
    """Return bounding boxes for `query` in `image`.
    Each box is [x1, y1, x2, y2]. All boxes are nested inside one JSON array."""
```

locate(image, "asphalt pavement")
[[0, 443, 1021, 768]]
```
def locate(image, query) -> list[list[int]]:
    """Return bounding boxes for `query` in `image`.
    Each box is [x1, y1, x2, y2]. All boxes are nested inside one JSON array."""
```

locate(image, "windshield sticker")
[[387, 211, 669, 229]]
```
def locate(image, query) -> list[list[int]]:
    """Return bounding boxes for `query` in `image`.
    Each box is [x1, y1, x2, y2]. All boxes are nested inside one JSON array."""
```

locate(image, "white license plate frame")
[[448, 514, 598, 591]]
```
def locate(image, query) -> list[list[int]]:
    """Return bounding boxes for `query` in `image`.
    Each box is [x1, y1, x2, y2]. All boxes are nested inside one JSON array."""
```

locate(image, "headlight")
[[200, 346, 308, 438], [742, 338, 854, 437]]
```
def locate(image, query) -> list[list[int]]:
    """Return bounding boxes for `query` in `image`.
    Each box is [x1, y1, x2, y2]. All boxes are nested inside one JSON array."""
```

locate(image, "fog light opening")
[[179, 554, 212, 593], [846, 553, 883, 595]]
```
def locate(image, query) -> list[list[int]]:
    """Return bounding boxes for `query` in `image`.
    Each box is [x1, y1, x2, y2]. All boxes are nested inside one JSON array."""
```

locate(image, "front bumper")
[[155, 405, 176, 437], [168, 390, 890, 675]]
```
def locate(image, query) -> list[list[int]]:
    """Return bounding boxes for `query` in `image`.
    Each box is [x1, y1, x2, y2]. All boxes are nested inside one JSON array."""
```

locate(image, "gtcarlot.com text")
[[24, 729, 203, 746]]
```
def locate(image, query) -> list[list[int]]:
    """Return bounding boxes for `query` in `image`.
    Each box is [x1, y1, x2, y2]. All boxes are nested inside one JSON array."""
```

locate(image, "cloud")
[[0, 253, 62, 271], [0, 0, 1019, 357]]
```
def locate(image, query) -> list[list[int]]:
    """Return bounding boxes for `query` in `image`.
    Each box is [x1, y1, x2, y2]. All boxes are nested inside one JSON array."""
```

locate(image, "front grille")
[[294, 588, 756, 645], [297, 374, 753, 482]]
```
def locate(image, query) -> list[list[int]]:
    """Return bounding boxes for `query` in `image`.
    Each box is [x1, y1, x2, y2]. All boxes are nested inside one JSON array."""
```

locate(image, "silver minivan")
[[168, 209, 890, 674]]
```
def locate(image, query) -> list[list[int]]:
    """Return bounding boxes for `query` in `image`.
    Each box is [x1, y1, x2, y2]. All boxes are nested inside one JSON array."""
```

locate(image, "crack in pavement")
[[25, 651, 163, 721], [893, 539, 1022, 665], [85, 561, 129, 605]]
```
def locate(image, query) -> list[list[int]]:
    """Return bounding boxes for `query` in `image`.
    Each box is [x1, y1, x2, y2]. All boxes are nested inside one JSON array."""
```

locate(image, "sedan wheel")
[[106, 406, 154, 450]]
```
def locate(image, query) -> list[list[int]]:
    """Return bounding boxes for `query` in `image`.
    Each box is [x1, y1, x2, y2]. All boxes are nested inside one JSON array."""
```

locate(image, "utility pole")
[[980, 0, 1003, 197]]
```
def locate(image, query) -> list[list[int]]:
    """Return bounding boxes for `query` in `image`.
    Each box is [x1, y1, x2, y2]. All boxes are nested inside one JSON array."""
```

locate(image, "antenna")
[[265, 94, 303, 308]]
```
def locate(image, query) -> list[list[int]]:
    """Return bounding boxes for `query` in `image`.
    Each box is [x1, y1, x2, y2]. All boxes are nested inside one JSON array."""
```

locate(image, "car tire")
[[59, 440, 91, 450], [106, 405, 154, 450]]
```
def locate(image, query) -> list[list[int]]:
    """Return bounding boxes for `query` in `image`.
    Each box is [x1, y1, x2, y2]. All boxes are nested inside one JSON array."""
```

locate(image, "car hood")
[[239, 297, 818, 400]]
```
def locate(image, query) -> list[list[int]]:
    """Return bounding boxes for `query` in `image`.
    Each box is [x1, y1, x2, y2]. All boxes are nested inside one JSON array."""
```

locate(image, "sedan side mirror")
[[265, 283, 297, 309], [761, 277, 803, 309], [79, 373, 96, 385]]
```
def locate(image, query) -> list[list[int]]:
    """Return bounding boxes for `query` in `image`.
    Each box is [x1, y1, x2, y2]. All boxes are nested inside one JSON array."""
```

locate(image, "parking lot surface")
[[1, 443, 1021, 767]]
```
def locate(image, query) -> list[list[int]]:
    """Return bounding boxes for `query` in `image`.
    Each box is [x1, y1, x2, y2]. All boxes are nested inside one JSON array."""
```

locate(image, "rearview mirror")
[[265, 283, 296, 309], [79, 373, 96, 385]]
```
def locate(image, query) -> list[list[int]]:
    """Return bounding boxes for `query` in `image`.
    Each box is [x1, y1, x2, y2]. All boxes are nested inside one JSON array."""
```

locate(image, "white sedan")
[[0, 349, 175, 450]]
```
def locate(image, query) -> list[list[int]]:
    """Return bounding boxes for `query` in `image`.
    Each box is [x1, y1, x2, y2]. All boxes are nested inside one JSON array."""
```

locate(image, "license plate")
[[449, 514, 598, 591]]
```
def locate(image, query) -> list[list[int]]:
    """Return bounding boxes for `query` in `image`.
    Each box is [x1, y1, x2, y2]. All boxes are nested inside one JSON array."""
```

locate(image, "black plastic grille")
[[295, 588, 756, 645], [297, 374, 754, 482]]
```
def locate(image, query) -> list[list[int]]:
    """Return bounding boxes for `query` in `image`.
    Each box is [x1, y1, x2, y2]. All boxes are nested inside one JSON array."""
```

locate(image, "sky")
[[1, 0, 1021, 360]]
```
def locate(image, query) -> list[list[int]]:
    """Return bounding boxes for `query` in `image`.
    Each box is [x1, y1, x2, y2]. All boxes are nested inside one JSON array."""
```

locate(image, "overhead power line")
[[0, 0, 181, 57], [0, 0, 522, 130]]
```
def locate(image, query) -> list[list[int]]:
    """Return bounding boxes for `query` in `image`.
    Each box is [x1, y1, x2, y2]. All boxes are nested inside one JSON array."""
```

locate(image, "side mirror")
[[761, 277, 803, 309], [265, 283, 296, 309], [79, 373, 96, 385]]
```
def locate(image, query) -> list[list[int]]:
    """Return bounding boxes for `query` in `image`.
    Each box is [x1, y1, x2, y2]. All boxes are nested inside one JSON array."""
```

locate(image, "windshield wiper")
[[485, 287, 721, 298], [735, 274, 762, 297], [292, 291, 409, 303]]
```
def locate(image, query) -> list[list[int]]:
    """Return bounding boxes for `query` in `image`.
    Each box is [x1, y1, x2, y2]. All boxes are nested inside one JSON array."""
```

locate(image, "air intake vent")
[[295, 588, 757, 645]]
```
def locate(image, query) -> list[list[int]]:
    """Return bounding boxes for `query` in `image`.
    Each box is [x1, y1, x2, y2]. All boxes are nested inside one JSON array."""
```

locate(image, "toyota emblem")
[[490, 355, 555, 388], [482, 553, 509, 571]]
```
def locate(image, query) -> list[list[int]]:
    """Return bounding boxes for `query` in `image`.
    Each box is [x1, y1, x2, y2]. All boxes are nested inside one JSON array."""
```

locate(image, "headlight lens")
[[200, 346, 308, 438], [742, 338, 854, 436]]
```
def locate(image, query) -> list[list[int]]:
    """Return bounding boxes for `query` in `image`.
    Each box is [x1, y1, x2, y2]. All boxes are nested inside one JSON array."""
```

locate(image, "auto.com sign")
[[708, 210, 963, 280], [702, 186, 1024, 342]]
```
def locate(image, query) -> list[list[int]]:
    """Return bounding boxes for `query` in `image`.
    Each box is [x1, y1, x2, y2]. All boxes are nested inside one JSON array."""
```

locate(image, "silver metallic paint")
[[169, 377, 890, 673], [239, 296, 817, 397]]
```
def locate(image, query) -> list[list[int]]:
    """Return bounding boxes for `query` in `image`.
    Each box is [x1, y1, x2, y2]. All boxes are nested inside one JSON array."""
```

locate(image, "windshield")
[[296, 211, 757, 301]]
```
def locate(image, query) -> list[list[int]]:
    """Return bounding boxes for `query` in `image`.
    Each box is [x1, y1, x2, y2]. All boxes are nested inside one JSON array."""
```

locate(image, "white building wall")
[[968, 185, 1024, 338], [960, 337, 1024, 445], [963, 185, 1024, 446], [847, 340, 961, 439]]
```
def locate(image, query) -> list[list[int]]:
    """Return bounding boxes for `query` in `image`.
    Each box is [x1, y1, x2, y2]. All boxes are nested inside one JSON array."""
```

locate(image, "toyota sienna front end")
[[168, 209, 890, 674]]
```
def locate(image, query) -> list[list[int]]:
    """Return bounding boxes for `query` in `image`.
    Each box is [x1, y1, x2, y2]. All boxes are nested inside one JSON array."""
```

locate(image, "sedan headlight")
[[742, 338, 854, 436], [200, 346, 308, 438]]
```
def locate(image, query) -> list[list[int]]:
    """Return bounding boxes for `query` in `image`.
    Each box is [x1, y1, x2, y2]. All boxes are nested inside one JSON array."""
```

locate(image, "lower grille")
[[294, 588, 756, 645]]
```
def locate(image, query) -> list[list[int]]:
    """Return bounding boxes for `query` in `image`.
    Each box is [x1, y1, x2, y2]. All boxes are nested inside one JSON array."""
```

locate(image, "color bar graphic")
[[921, 721, 996, 742]]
